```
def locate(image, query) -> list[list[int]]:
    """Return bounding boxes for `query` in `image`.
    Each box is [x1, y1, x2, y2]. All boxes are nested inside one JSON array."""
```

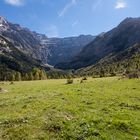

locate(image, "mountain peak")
[[0, 16, 8, 25], [119, 17, 140, 26], [0, 16, 9, 30]]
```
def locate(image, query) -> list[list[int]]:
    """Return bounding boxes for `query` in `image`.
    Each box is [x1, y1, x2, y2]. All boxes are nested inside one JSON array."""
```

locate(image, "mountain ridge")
[[0, 16, 95, 66], [55, 17, 140, 72]]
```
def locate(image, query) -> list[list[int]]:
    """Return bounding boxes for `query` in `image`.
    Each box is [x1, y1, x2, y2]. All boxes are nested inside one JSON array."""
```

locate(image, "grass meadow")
[[0, 77, 140, 140]]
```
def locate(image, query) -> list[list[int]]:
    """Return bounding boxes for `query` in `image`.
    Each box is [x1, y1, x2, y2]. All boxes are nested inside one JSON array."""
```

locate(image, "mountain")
[[55, 17, 140, 71], [0, 16, 48, 62], [0, 16, 95, 80], [0, 16, 95, 66], [0, 35, 48, 80]]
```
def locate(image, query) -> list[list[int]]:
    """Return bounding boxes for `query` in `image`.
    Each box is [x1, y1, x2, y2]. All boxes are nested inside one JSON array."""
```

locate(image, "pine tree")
[[25, 73, 29, 81], [28, 72, 34, 81], [39, 70, 46, 80], [15, 72, 21, 81], [11, 74, 15, 81], [34, 71, 40, 80]]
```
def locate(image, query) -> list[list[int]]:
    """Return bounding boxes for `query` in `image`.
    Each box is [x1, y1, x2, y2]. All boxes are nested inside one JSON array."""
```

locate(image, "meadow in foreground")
[[0, 77, 140, 140]]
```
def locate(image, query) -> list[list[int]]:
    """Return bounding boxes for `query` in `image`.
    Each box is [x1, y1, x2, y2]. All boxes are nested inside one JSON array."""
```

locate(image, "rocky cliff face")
[[0, 35, 45, 80], [0, 16, 95, 66], [0, 16, 46, 61], [46, 35, 95, 65]]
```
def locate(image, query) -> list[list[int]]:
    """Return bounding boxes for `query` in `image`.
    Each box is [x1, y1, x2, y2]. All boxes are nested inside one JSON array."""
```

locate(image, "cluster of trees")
[[0, 68, 47, 81], [24, 68, 47, 81], [87, 63, 140, 78], [0, 66, 74, 81]]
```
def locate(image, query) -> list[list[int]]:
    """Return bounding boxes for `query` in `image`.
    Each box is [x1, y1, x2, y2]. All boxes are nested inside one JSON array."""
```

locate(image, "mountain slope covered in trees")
[[55, 17, 140, 73], [76, 43, 140, 77]]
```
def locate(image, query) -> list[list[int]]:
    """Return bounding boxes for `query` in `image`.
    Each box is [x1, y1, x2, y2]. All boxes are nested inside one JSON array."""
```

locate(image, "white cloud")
[[45, 25, 59, 37], [115, 0, 127, 9], [58, 0, 77, 17], [5, 0, 24, 6]]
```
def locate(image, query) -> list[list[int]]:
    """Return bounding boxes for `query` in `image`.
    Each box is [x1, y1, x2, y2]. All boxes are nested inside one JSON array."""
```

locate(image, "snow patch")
[[0, 24, 3, 27]]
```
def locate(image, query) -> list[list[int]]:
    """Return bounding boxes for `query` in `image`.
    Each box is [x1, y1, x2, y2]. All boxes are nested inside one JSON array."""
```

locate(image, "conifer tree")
[[15, 72, 21, 81]]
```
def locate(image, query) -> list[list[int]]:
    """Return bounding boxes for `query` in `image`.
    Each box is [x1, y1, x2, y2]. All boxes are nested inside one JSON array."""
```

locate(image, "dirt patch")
[[0, 88, 8, 94]]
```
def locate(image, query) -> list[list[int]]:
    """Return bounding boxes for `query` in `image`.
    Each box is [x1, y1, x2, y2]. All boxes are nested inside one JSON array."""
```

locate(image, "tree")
[[15, 72, 21, 81], [39, 70, 46, 80], [11, 74, 15, 81], [100, 68, 105, 77], [28, 72, 34, 81], [25, 73, 29, 81], [34, 71, 40, 80]]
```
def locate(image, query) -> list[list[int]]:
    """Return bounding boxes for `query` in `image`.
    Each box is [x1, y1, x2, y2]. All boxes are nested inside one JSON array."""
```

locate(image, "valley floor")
[[0, 77, 140, 140]]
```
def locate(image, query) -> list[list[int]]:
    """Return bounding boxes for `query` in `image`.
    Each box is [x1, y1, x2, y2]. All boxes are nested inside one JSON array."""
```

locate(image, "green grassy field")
[[0, 77, 140, 140]]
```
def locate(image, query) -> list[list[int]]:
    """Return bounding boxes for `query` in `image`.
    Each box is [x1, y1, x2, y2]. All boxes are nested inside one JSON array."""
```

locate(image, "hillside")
[[55, 17, 140, 71], [0, 35, 47, 80], [76, 43, 140, 76]]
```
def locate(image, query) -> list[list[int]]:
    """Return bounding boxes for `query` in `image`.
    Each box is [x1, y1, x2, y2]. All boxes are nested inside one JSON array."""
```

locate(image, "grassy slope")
[[0, 77, 140, 140]]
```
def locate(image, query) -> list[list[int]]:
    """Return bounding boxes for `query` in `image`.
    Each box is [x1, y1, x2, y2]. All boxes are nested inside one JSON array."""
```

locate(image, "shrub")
[[110, 72, 116, 77], [82, 77, 87, 80], [124, 70, 140, 79], [112, 120, 131, 132], [66, 78, 73, 84], [10, 81, 14, 85], [127, 73, 139, 79]]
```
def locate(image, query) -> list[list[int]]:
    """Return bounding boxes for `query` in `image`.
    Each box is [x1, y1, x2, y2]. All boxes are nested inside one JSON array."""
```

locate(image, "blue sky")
[[0, 0, 140, 37]]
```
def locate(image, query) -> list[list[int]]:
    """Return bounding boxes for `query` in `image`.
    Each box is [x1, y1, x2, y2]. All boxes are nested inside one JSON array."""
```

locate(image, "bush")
[[10, 82, 14, 85], [124, 70, 140, 79], [66, 78, 73, 84], [110, 72, 116, 77], [82, 77, 87, 80], [127, 73, 139, 79]]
